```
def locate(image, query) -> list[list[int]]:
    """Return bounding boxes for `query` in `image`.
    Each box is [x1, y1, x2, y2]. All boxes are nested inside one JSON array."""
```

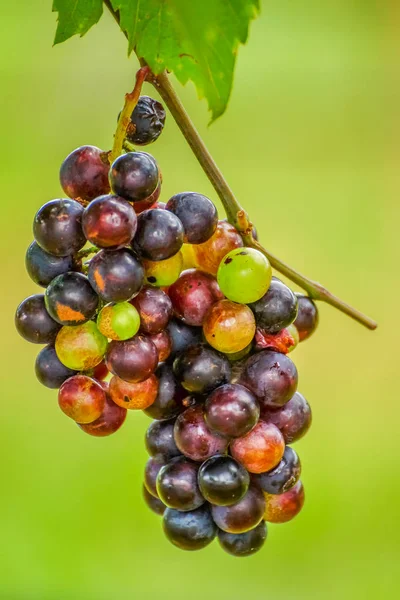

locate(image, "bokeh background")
[[0, 1, 397, 598]]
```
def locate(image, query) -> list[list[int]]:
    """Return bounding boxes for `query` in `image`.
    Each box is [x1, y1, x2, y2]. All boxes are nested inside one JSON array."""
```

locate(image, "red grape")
[[60, 145, 110, 202], [263, 481, 305, 523], [82, 194, 137, 249], [109, 374, 158, 410], [58, 374, 106, 423], [294, 294, 319, 341], [211, 485, 265, 534], [255, 446, 301, 494], [174, 404, 228, 462], [203, 299, 256, 354], [106, 335, 158, 383], [168, 269, 223, 326], [78, 394, 127, 436], [130, 286, 172, 334], [230, 421, 285, 474], [260, 391, 312, 444], [204, 383, 260, 438], [192, 220, 243, 276], [148, 330, 172, 362]]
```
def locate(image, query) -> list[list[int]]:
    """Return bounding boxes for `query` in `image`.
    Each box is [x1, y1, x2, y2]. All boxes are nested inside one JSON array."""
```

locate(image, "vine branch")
[[103, 0, 377, 331]]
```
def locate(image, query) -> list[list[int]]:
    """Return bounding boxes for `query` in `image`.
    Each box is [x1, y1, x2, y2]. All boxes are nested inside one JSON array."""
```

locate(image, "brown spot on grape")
[[238, 251, 248, 256], [56, 303, 85, 322], [224, 257, 233, 264], [93, 269, 105, 292], [147, 276, 156, 283]]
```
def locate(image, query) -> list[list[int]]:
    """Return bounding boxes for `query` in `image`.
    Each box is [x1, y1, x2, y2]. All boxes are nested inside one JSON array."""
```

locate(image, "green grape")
[[217, 248, 271, 304], [143, 251, 183, 287], [97, 302, 140, 341], [55, 321, 108, 370]]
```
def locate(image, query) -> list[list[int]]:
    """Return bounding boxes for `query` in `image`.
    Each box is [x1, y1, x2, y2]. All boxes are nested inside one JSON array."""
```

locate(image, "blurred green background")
[[0, 1, 396, 598]]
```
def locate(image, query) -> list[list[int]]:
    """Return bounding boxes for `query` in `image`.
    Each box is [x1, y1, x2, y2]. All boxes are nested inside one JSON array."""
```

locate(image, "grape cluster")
[[15, 95, 319, 557]]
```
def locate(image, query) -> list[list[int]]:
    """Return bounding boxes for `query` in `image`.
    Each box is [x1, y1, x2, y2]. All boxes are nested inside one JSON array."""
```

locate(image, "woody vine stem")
[[104, 0, 377, 331]]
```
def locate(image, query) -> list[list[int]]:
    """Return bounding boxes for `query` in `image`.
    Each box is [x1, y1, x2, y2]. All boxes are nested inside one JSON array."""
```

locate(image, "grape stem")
[[110, 65, 150, 163], [103, 0, 377, 331]]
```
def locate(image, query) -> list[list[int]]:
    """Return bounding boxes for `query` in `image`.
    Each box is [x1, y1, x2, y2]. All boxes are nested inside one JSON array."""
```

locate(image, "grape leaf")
[[53, 0, 260, 120], [53, 0, 103, 44]]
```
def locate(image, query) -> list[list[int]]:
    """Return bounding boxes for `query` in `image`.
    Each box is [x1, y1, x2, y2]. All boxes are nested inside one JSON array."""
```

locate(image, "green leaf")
[[52, 0, 260, 120], [52, 0, 103, 44]]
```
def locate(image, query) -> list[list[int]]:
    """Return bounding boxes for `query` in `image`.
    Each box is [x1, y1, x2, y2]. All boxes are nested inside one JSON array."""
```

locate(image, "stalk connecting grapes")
[[16, 92, 318, 557]]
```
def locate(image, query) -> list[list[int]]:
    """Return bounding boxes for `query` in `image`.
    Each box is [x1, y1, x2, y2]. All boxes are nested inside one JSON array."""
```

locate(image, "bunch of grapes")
[[15, 95, 319, 557]]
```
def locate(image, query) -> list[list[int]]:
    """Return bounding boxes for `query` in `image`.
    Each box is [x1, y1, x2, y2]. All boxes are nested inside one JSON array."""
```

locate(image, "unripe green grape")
[[143, 251, 183, 287], [97, 302, 140, 341], [217, 248, 271, 304], [55, 321, 108, 370]]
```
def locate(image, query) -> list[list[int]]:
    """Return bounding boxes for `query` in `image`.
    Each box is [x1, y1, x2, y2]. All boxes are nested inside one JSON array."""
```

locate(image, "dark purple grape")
[[204, 384, 259, 439], [109, 152, 159, 202], [143, 363, 187, 421], [255, 446, 301, 495], [168, 269, 223, 326], [218, 521, 267, 557], [133, 209, 184, 261], [82, 194, 137, 249], [198, 456, 249, 506], [60, 145, 110, 202], [148, 330, 172, 362], [163, 504, 217, 551], [143, 485, 166, 516], [166, 192, 218, 244], [88, 249, 144, 302], [15, 294, 60, 344], [33, 199, 86, 257], [125, 96, 166, 145], [130, 286, 172, 334], [144, 455, 167, 497], [249, 278, 298, 334], [45, 272, 98, 325], [239, 350, 298, 408], [35, 344, 76, 388], [211, 485, 265, 534], [157, 457, 204, 511], [174, 405, 228, 462], [25, 241, 75, 287], [106, 335, 158, 383], [261, 391, 312, 443], [294, 294, 319, 341], [166, 319, 202, 358], [173, 345, 231, 395], [145, 420, 181, 459]]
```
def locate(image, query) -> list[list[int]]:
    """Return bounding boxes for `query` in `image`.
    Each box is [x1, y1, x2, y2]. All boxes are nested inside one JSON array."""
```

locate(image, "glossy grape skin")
[[97, 302, 140, 341], [33, 199, 86, 256], [157, 457, 204, 511], [204, 384, 259, 439], [133, 182, 162, 214], [198, 456, 249, 506], [58, 375, 106, 423], [143, 363, 186, 421], [239, 350, 298, 408], [106, 335, 158, 383], [203, 299, 256, 355], [91, 360, 109, 381], [218, 521, 267, 557], [143, 252, 183, 287], [125, 96, 166, 145], [166, 319, 202, 359], [35, 344, 76, 388], [254, 324, 299, 354], [174, 405, 228, 462], [25, 241, 75, 287], [130, 286, 172, 334], [109, 152, 159, 202], [148, 331, 172, 362], [260, 391, 312, 444], [168, 269, 223, 326], [230, 421, 285, 474], [145, 455, 167, 497], [78, 394, 127, 436], [45, 272, 99, 326], [133, 208, 184, 261], [249, 278, 298, 334], [217, 248, 272, 304], [294, 294, 319, 341], [109, 374, 158, 410], [145, 420, 181, 459], [163, 504, 217, 551], [55, 321, 107, 370], [60, 145, 110, 202], [263, 480, 305, 523], [82, 194, 137, 249], [88, 249, 144, 302], [173, 344, 231, 395], [15, 294, 60, 344], [255, 446, 301, 496], [166, 192, 218, 244], [143, 485, 166, 516], [192, 220, 243, 276], [211, 485, 265, 534]]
